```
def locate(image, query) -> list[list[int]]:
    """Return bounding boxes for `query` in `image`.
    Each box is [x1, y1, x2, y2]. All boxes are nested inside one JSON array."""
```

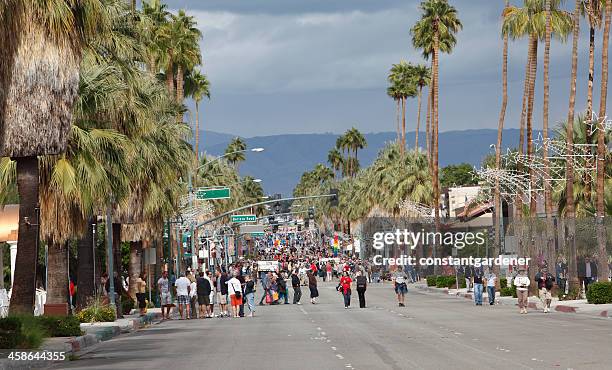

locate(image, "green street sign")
[[196, 187, 230, 200], [250, 232, 265, 237], [231, 215, 257, 223]]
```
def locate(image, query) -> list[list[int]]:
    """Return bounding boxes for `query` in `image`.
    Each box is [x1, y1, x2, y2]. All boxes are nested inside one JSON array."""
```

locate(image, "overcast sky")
[[163, 0, 609, 137]]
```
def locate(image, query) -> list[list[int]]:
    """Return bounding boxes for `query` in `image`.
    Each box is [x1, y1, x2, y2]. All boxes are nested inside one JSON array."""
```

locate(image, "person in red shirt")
[[326, 262, 333, 282], [310, 262, 318, 275], [339, 272, 352, 309]]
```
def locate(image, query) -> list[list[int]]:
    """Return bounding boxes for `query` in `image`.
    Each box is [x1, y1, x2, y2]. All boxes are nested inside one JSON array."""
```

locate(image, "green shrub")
[[459, 278, 466, 289], [0, 316, 46, 349], [426, 275, 438, 287], [77, 301, 116, 323], [0, 317, 24, 349], [435, 276, 457, 288], [37, 316, 82, 337], [559, 287, 581, 301], [121, 293, 135, 315], [500, 278, 508, 289], [586, 282, 612, 304]]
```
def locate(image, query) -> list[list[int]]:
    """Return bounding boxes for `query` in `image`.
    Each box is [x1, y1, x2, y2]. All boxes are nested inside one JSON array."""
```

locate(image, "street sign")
[[231, 214, 256, 223], [196, 187, 231, 200], [240, 224, 264, 234], [250, 232, 265, 237]]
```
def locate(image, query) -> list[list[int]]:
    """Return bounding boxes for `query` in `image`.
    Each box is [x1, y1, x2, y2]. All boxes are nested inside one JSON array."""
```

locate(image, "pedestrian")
[[326, 261, 333, 282], [513, 267, 530, 314], [237, 273, 246, 317], [464, 265, 473, 293], [207, 271, 215, 317], [258, 271, 271, 306], [216, 269, 229, 317], [484, 268, 497, 305], [308, 271, 319, 304], [189, 276, 198, 318], [535, 266, 554, 313], [227, 272, 242, 318], [339, 271, 352, 309], [196, 271, 211, 319], [555, 256, 568, 295], [356, 271, 367, 308], [157, 271, 172, 320], [244, 274, 256, 317], [473, 267, 484, 306], [175, 272, 191, 320], [278, 272, 289, 304], [392, 267, 408, 307], [135, 272, 147, 316], [291, 269, 302, 305]]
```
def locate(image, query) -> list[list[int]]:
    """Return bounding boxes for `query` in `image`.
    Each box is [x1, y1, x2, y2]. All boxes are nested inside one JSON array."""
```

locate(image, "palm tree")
[[584, 0, 606, 118], [327, 148, 344, 179], [565, 0, 582, 290], [344, 128, 367, 177], [225, 138, 247, 168], [169, 10, 202, 108], [494, 0, 511, 270], [0, 0, 108, 314], [596, 0, 611, 281], [411, 0, 462, 272], [504, 0, 572, 215], [388, 61, 417, 153], [386, 85, 403, 143], [185, 69, 211, 160], [412, 64, 431, 151]]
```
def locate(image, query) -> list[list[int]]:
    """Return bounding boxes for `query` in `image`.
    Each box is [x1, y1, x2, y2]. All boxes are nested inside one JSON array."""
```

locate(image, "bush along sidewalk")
[[0, 315, 83, 349], [586, 282, 612, 304]]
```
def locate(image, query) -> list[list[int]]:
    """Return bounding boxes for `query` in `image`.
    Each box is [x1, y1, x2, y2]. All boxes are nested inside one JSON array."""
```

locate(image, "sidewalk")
[[415, 283, 612, 318], [0, 309, 163, 369]]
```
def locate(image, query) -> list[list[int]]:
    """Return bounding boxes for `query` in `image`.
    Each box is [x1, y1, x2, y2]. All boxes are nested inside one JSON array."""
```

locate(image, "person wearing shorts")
[[175, 272, 191, 320], [227, 273, 242, 318], [157, 271, 172, 319], [393, 268, 408, 307], [196, 271, 212, 318]]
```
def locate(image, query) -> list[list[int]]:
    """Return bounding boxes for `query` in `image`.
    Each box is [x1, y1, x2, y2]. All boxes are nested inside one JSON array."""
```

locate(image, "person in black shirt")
[[356, 271, 367, 308], [291, 270, 302, 304], [244, 274, 256, 317], [196, 271, 211, 318], [473, 267, 484, 306]]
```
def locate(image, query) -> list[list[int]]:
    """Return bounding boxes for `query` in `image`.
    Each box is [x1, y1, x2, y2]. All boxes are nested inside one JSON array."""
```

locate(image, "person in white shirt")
[[226, 273, 243, 318], [189, 278, 198, 319], [175, 273, 192, 319], [513, 268, 531, 314]]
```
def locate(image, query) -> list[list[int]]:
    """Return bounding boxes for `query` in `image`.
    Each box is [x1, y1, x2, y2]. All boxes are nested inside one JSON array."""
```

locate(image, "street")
[[55, 282, 612, 370]]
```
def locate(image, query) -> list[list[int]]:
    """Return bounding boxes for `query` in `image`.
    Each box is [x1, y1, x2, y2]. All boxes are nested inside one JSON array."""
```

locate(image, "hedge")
[[586, 282, 612, 304], [426, 276, 437, 287], [76, 303, 116, 323], [0, 315, 81, 349], [435, 276, 457, 289]]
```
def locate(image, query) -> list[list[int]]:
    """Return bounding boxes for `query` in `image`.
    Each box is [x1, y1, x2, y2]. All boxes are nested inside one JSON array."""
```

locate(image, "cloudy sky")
[[163, 0, 608, 137]]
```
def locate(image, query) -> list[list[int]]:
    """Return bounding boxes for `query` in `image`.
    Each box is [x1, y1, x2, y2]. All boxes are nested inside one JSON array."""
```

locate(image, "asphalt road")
[[54, 281, 612, 370]]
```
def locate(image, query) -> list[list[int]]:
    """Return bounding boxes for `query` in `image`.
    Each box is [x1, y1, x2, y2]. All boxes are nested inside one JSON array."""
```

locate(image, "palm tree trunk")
[[195, 100, 200, 161], [587, 25, 596, 117], [112, 223, 122, 277], [526, 35, 538, 216], [542, 0, 555, 272], [396, 99, 401, 144], [566, 0, 581, 291], [46, 242, 68, 305], [401, 97, 407, 154], [426, 86, 432, 165], [9, 156, 39, 314], [432, 29, 441, 275], [166, 59, 174, 96], [176, 65, 184, 122], [596, 0, 611, 282], [128, 241, 143, 300], [76, 216, 96, 309], [515, 42, 532, 217], [415, 86, 423, 152], [494, 0, 510, 278]]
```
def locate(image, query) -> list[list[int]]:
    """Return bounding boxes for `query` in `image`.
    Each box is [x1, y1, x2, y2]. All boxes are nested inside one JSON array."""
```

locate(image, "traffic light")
[[268, 216, 275, 224], [298, 225, 302, 232], [305, 219, 310, 228], [329, 188, 339, 207], [272, 224, 279, 233]]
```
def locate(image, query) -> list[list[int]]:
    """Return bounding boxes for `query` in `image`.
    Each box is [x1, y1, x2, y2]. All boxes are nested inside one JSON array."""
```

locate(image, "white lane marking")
[[331, 346, 337, 351], [336, 354, 344, 360], [321, 331, 326, 336]]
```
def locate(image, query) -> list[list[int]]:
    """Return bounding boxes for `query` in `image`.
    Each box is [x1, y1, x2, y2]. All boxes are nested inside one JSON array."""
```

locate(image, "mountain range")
[[199, 129, 527, 195]]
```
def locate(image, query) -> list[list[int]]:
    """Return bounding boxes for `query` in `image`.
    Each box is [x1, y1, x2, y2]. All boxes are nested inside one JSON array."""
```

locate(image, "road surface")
[[54, 281, 612, 370]]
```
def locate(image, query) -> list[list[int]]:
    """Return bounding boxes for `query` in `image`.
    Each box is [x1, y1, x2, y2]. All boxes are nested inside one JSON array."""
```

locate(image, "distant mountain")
[[201, 129, 526, 196]]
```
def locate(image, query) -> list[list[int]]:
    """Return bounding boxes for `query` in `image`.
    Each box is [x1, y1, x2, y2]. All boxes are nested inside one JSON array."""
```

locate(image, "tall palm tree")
[[388, 61, 417, 153], [386, 85, 403, 143], [494, 0, 511, 269], [344, 128, 367, 177], [225, 137, 247, 168], [411, 0, 462, 272], [504, 0, 572, 215], [185, 69, 211, 160], [412, 64, 431, 151], [0, 0, 108, 314], [596, 0, 611, 281], [169, 10, 202, 108], [327, 148, 344, 179], [584, 0, 606, 118], [564, 0, 582, 290]]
